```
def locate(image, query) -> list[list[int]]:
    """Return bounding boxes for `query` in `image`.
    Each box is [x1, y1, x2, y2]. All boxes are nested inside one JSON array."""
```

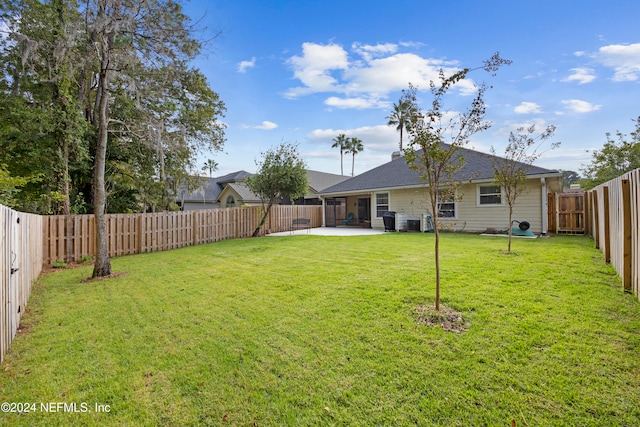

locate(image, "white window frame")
[[375, 192, 390, 218], [477, 184, 504, 206], [437, 189, 457, 219]]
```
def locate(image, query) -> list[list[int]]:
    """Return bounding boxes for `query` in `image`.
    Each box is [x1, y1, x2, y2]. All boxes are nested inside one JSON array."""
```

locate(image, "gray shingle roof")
[[176, 170, 251, 202], [306, 170, 350, 192], [176, 169, 348, 202], [320, 145, 560, 194], [225, 182, 261, 202]]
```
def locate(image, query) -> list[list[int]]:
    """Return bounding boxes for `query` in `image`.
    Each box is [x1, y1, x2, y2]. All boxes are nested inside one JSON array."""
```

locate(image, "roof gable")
[[177, 170, 251, 202]]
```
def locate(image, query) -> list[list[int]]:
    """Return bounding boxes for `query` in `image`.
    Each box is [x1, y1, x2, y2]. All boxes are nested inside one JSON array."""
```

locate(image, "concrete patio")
[[268, 227, 386, 237]]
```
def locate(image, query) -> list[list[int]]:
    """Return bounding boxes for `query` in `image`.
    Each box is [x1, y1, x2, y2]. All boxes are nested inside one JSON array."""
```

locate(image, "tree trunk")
[[92, 35, 112, 278], [434, 222, 441, 311], [252, 200, 273, 237], [431, 197, 440, 311], [507, 206, 513, 253], [351, 154, 355, 177]]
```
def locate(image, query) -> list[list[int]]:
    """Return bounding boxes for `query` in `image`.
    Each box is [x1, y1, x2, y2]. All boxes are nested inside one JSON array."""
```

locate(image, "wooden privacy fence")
[[585, 168, 640, 300], [43, 204, 323, 265], [0, 204, 43, 362]]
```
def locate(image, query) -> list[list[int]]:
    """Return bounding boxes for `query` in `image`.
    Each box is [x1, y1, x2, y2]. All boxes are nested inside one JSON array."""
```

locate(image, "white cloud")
[[594, 43, 640, 81], [241, 121, 278, 130], [308, 125, 397, 151], [493, 118, 550, 137], [563, 67, 596, 84], [284, 42, 476, 103], [324, 96, 389, 109], [351, 42, 398, 61], [514, 102, 542, 114], [523, 71, 544, 80], [237, 57, 256, 73], [560, 99, 602, 113], [284, 42, 349, 97], [255, 121, 278, 130]]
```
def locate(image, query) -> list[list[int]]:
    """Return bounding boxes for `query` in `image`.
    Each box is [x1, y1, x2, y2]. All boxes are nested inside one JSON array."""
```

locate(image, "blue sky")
[[184, 0, 640, 177]]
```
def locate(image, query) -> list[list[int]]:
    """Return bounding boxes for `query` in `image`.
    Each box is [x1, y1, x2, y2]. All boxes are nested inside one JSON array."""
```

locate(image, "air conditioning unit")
[[406, 218, 421, 232], [396, 213, 408, 231]]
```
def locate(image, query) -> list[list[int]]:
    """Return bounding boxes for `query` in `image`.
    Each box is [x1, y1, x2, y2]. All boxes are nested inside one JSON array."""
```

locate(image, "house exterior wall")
[[369, 178, 555, 233], [448, 181, 544, 233]]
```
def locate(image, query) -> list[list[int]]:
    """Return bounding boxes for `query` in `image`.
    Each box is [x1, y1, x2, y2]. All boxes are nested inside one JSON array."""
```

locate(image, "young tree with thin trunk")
[[403, 52, 512, 311], [491, 125, 559, 253], [246, 143, 308, 237]]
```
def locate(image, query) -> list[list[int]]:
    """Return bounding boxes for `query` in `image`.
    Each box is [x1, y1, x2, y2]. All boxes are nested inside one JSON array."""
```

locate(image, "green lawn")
[[1, 233, 639, 426]]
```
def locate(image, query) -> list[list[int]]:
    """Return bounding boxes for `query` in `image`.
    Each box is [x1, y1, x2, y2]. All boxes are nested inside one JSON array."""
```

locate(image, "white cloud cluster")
[[514, 102, 542, 114], [560, 99, 601, 114], [594, 43, 640, 81], [237, 57, 256, 73], [563, 67, 596, 84], [284, 42, 475, 107]]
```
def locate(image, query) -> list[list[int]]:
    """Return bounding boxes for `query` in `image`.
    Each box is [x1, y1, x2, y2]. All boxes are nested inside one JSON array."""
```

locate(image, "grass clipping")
[[414, 304, 469, 333]]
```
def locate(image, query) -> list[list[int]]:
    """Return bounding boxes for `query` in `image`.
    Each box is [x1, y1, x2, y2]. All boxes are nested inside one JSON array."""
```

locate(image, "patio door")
[[325, 197, 346, 227], [357, 198, 371, 225]]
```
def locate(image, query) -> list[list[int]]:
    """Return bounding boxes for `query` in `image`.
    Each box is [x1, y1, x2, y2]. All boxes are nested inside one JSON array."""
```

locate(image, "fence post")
[[593, 191, 600, 249], [603, 186, 611, 263], [584, 192, 591, 236], [622, 179, 632, 291]]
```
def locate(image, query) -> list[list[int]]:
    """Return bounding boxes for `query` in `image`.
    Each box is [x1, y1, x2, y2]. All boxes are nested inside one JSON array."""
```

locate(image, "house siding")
[[378, 180, 552, 233]]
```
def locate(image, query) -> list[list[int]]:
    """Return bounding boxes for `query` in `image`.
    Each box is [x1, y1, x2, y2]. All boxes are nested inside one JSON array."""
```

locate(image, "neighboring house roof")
[[306, 170, 351, 193], [320, 145, 561, 194], [304, 170, 350, 199], [176, 170, 252, 203], [223, 182, 262, 203], [177, 169, 347, 204]]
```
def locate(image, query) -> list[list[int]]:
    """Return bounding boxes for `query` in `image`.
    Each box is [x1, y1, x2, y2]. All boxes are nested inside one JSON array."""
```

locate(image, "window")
[[225, 195, 236, 208], [478, 185, 503, 206], [375, 192, 389, 217], [437, 189, 456, 218]]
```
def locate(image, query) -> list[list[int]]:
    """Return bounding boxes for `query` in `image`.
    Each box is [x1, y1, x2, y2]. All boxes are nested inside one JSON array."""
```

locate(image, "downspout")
[[320, 195, 326, 227], [541, 177, 548, 235]]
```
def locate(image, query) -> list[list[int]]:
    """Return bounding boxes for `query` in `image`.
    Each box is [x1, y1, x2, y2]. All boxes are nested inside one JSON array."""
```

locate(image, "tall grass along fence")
[[0, 204, 43, 362], [586, 168, 640, 300], [43, 204, 322, 265]]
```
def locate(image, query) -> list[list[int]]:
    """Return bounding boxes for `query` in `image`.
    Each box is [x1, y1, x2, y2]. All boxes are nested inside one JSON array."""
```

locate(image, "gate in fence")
[[548, 192, 585, 234], [0, 205, 43, 362]]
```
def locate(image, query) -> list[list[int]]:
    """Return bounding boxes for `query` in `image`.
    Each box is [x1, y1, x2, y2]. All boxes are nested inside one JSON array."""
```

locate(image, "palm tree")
[[346, 137, 364, 177], [202, 159, 218, 177], [386, 99, 412, 151], [331, 133, 348, 175]]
